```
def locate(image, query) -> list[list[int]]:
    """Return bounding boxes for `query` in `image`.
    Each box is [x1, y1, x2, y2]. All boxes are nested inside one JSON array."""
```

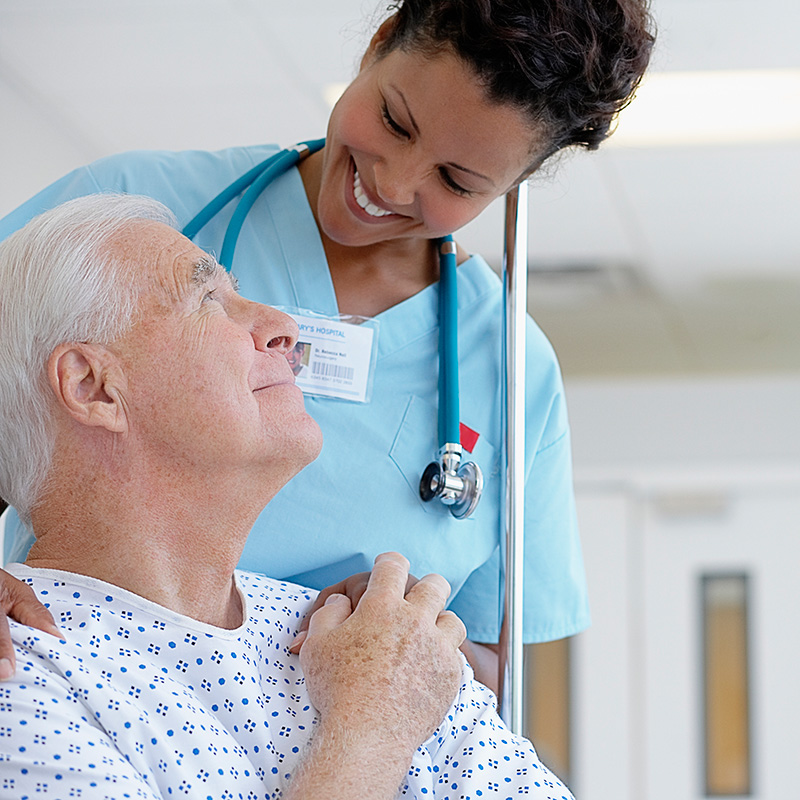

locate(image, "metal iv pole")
[[498, 183, 528, 734]]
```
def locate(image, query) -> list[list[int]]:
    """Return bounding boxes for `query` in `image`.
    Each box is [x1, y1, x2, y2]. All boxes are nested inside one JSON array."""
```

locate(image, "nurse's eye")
[[439, 168, 472, 197], [382, 103, 410, 139]]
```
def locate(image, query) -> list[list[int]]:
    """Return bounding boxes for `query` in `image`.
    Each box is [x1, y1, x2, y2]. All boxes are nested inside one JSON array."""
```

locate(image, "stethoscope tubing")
[[437, 236, 460, 448], [182, 138, 325, 267], [220, 140, 324, 268]]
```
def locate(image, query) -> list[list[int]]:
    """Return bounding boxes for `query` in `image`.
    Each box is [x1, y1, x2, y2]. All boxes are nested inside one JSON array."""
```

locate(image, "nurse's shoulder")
[[0, 143, 281, 243]]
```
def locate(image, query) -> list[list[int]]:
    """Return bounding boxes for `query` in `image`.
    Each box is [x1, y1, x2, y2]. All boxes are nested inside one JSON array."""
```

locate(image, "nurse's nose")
[[373, 157, 420, 208], [248, 300, 298, 355]]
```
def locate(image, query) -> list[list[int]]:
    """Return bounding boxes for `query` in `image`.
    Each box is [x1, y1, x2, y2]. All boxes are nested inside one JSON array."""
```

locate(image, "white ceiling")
[[1, 0, 799, 376]]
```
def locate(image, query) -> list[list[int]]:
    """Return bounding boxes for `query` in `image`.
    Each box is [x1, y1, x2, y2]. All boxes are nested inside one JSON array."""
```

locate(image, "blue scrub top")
[[0, 144, 589, 643]]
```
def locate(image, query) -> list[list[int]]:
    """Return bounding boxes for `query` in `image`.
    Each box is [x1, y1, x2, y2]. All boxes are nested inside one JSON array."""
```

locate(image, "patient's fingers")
[[297, 572, 370, 632], [404, 572, 452, 614], [290, 593, 353, 654], [362, 552, 411, 599]]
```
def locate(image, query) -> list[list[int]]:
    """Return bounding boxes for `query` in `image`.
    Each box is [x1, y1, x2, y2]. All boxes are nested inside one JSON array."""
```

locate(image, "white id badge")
[[278, 308, 379, 403]]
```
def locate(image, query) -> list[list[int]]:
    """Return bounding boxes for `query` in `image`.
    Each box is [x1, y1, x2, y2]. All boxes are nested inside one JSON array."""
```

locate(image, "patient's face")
[[108, 222, 321, 484]]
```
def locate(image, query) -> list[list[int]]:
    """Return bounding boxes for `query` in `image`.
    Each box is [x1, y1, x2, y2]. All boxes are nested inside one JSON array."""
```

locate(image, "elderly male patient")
[[0, 195, 574, 799]]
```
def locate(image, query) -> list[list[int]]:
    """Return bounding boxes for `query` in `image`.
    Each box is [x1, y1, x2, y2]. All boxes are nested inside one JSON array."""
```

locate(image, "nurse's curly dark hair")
[[378, 0, 655, 168]]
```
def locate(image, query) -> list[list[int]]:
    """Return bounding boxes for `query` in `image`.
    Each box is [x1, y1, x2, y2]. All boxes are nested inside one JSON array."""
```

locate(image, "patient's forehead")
[[108, 220, 225, 304]]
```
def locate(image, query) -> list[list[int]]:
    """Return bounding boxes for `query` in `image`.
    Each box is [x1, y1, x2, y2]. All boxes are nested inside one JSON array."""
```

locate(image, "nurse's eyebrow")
[[191, 256, 239, 291], [446, 160, 494, 185], [392, 85, 422, 137], [391, 85, 493, 186]]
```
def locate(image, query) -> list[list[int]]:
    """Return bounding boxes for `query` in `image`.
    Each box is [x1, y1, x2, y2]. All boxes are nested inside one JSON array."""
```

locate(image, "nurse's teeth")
[[353, 170, 391, 217]]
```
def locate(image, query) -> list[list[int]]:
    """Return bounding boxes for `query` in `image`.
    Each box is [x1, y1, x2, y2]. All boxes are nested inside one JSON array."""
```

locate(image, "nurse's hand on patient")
[[0, 568, 61, 679]]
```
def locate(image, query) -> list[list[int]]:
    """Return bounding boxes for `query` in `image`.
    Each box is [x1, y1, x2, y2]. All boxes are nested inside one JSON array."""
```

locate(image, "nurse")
[[0, 0, 654, 686]]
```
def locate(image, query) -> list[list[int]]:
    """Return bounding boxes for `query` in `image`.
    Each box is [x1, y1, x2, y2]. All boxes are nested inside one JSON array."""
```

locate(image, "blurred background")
[[1, 1, 798, 797]]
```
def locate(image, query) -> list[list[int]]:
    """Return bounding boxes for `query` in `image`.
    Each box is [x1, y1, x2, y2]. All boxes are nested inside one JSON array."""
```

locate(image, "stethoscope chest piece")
[[419, 444, 484, 520]]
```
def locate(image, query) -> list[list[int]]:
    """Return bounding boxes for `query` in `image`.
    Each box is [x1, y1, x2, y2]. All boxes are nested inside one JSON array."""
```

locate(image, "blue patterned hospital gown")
[[0, 565, 574, 800]]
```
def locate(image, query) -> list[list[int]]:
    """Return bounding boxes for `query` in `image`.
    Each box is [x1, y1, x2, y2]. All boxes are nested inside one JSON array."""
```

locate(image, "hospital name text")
[[298, 323, 345, 338]]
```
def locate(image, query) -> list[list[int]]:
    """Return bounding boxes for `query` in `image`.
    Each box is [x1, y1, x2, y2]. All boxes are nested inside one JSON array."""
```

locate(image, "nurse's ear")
[[47, 343, 129, 435], [360, 14, 399, 70]]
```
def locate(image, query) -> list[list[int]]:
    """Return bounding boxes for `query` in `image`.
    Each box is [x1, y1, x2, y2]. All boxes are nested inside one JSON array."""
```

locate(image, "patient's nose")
[[251, 302, 298, 354]]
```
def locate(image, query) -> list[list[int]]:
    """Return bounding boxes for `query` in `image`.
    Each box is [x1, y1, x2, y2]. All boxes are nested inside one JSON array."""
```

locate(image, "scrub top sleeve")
[[2, 507, 32, 565], [0, 146, 275, 244], [0, 164, 105, 242]]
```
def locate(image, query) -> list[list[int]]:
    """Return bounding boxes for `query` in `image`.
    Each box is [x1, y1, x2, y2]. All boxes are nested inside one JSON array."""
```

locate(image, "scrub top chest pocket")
[[389, 393, 499, 521]]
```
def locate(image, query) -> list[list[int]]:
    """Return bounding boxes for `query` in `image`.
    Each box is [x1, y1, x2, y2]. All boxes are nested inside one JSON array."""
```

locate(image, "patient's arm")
[[0, 568, 61, 679], [286, 552, 466, 800]]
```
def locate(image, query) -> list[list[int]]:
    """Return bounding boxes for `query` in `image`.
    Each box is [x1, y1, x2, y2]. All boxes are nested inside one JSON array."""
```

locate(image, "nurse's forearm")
[[460, 640, 500, 695]]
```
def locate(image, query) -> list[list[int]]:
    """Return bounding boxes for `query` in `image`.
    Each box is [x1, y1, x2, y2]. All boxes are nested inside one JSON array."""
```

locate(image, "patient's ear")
[[47, 343, 128, 434]]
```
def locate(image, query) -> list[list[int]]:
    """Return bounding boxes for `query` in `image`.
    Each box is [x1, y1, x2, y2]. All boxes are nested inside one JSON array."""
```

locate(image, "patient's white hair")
[[0, 193, 178, 526]]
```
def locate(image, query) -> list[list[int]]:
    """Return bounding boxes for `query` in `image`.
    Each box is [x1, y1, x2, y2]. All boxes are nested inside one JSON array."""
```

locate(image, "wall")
[[564, 374, 800, 799]]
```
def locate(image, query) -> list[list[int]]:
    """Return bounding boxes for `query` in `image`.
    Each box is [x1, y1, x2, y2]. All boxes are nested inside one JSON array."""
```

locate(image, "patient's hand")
[[301, 552, 464, 738], [285, 552, 466, 800], [294, 568, 418, 642], [0, 568, 61, 679], [295, 566, 500, 695]]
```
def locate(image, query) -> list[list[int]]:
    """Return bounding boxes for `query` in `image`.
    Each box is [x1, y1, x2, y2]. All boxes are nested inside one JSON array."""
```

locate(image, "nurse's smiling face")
[[313, 37, 541, 249]]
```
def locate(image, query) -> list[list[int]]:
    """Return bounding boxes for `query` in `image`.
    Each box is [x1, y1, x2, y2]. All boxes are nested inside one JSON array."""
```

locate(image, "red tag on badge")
[[460, 422, 480, 453]]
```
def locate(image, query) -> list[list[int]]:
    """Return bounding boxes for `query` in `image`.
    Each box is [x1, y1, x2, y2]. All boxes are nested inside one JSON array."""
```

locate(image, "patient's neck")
[[26, 470, 269, 629]]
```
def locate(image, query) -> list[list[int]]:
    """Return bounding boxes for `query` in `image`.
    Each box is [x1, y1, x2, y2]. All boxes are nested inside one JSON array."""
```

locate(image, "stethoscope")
[[181, 139, 483, 519]]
